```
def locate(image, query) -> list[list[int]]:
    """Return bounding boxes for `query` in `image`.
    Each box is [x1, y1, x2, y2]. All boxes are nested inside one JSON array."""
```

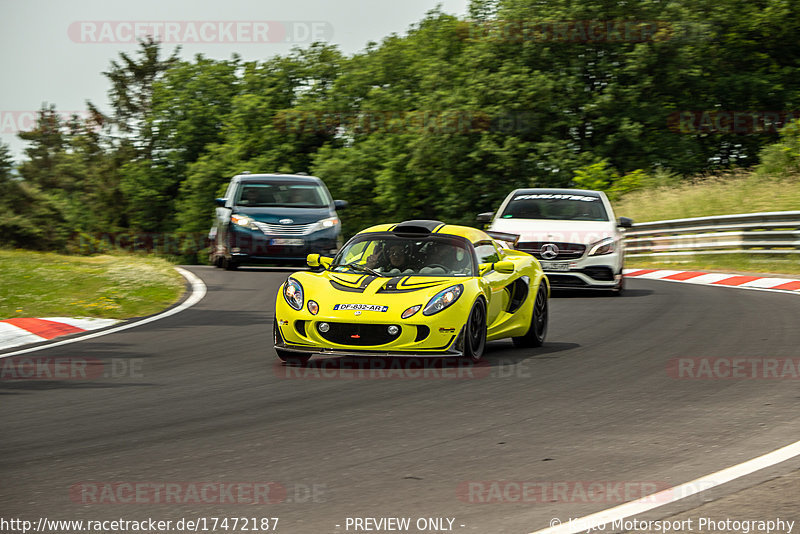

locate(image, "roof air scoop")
[[392, 220, 445, 234]]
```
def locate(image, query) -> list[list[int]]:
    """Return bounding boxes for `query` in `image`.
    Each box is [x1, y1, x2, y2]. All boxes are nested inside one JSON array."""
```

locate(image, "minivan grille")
[[253, 221, 317, 235]]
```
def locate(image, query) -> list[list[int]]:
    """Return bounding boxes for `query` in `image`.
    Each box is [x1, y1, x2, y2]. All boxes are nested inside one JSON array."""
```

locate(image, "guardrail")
[[625, 211, 800, 257]]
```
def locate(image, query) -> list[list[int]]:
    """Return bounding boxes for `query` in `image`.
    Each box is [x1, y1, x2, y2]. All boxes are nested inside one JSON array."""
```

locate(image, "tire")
[[222, 256, 238, 271], [463, 298, 487, 363], [512, 281, 548, 348], [273, 318, 311, 365], [611, 273, 625, 296]]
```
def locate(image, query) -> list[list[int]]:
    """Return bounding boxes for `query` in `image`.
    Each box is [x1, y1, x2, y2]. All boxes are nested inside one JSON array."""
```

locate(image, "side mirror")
[[334, 200, 348, 210], [494, 260, 515, 274], [214, 198, 227, 207], [478, 261, 514, 275], [476, 212, 494, 223], [618, 217, 633, 228], [307, 253, 333, 270]]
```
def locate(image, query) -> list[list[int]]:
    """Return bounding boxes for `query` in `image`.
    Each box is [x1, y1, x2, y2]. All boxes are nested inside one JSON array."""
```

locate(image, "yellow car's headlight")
[[283, 278, 304, 311], [423, 284, 463, 316]]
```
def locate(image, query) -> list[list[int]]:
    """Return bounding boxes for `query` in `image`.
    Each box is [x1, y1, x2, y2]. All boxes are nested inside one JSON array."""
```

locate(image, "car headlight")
[[312, 216, 339, 232], [231, 214, 258, 230], [283, 277, 304, 310], [588, 237, 616, 256], [422, 284, 463, 316]]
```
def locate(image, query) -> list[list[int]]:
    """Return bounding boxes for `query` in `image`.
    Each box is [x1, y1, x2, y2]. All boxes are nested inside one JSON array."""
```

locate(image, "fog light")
[[318, 322, 330, 333], [307, 300, 319, 315], [388, 325, 399, 335]]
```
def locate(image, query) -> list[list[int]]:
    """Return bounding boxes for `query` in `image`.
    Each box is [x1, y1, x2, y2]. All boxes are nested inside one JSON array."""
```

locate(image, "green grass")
[[613, 172, 800, 223], [0, 250, 185, 320], [626, 254, 800, 277], [614, 173, 800, 276]]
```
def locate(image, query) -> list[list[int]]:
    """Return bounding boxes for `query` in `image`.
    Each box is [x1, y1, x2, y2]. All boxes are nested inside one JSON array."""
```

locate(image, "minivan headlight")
[[231, 214, 258, 230], [312, 216, 339, 232]]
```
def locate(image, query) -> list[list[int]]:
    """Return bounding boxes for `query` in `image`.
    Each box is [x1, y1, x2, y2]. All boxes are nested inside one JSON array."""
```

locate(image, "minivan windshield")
[[236, 182, 331, 208], [500, 193, 609, 221]]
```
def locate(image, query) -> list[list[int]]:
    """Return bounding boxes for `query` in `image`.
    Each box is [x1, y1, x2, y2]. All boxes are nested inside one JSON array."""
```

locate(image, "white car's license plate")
[[271, 238, 304, 246], [540, 261, 571, 271]]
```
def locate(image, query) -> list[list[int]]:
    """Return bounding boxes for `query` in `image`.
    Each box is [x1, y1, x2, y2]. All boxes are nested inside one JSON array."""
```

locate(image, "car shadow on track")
[[270, 341, 580, 380], [552, 288, 653, 298], [481, 341, 581, 366]]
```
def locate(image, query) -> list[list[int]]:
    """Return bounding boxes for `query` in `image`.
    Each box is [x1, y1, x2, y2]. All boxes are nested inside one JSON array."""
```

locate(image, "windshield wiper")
[[331, 261, 382, 277]]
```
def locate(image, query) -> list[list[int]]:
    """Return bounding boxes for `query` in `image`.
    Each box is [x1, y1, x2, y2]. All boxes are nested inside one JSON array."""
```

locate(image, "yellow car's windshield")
[[333, 233, 476, 277]]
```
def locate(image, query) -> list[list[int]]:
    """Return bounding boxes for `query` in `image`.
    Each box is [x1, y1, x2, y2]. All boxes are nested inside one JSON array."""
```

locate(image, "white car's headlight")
[[231, 214, 258, 230], [423, 284, 463, 316], [283, 277, 304, 310], [588, 237, 616, 256]]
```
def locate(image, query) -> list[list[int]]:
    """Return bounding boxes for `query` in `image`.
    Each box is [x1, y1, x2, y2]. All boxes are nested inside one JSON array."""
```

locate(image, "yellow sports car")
[[273, 220, 549, 364]]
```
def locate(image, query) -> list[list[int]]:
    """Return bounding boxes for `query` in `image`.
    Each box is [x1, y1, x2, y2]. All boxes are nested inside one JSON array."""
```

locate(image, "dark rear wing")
[[487, 231, 520, 249]]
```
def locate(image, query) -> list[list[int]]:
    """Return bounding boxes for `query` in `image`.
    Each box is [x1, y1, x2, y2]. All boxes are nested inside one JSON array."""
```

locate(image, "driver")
[[366, 242, 414, 273]]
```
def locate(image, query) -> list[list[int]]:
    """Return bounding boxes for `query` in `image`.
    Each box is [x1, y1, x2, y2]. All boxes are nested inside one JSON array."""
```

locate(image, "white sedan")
[[478, 188, 633, 294]]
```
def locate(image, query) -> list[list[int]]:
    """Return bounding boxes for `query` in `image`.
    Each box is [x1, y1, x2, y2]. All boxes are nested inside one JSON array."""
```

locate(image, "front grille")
[[583, 266, 615, 281], [547, 274, 588, 287], [295, 320, 307, 337], [517, 242, 586, 260], [414, 325, 430, 342], [253, 221, 317, 235], [317, 322, 401, 346]]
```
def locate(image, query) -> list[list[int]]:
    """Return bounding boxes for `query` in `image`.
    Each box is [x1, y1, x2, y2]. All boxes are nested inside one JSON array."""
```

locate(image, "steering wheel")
[[425, 264, 449, 271]]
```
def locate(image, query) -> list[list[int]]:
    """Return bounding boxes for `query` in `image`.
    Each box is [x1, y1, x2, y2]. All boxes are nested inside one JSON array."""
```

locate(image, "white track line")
[[0, 267, 207, 359], [528, 271, 800, 534], [529, 440, 800, 534]]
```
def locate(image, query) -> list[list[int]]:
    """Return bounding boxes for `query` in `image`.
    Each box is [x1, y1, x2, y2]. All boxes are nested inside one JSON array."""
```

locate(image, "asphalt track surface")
[[2, 266, 800, 534]]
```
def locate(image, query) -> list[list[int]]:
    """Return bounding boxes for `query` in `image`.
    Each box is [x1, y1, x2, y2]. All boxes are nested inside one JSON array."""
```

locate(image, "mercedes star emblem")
[[540, 243, 559, 260]]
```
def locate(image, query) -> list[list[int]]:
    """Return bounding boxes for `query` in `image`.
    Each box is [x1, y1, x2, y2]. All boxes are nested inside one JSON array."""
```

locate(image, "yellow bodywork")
[[274, 223, 548, 357]]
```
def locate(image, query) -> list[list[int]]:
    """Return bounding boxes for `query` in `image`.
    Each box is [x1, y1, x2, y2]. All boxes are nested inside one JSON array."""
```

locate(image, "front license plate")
[[540, 261, 571, 271], [334, 304, 389, 312], [271, 238, 304, 246]]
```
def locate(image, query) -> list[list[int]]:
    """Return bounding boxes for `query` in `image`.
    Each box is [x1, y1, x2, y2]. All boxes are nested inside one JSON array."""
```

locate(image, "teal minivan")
[[210, 173, 347, 270]]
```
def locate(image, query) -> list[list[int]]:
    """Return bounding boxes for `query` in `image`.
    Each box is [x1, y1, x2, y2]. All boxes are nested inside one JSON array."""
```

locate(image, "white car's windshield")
[[333, 234, 476, 277], [501, 193, 608, 221]]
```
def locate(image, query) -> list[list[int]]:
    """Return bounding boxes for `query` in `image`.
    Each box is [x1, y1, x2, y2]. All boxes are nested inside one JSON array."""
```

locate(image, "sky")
[[0, 0, 471, 162]]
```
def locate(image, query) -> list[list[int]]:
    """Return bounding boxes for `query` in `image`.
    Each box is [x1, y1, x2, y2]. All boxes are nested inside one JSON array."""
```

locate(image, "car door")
[[215, 178, 238, 254], [473, 240, 510, 327]]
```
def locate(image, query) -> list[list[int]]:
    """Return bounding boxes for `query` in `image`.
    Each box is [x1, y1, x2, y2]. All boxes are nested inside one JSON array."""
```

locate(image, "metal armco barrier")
[[624, 211, 800, 256]]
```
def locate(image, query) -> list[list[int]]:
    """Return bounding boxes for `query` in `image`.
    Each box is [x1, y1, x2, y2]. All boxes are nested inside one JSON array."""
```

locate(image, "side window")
[[474, 241, 500, 265], [342, 240, 370, 264]]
